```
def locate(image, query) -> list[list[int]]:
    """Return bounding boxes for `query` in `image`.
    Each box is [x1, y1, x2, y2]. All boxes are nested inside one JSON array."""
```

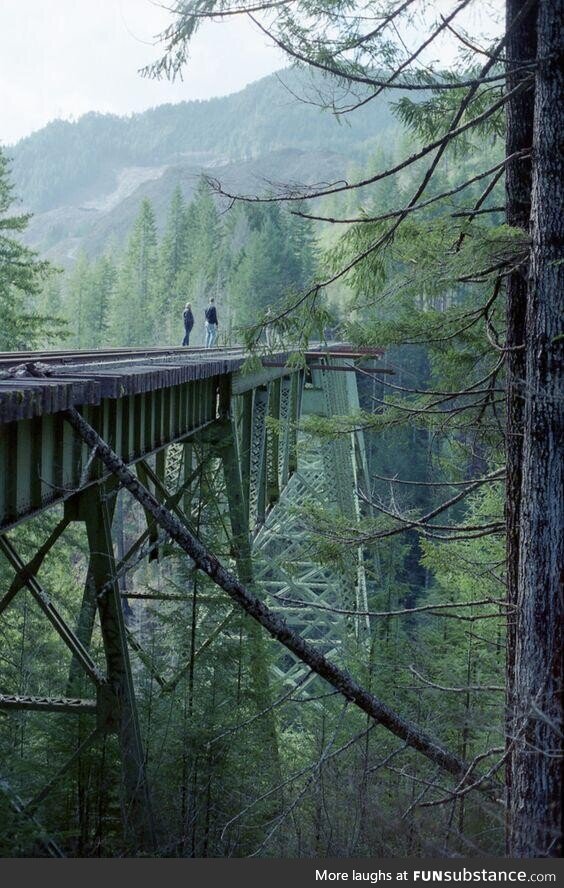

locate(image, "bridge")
[[0, 344, 387, 853]]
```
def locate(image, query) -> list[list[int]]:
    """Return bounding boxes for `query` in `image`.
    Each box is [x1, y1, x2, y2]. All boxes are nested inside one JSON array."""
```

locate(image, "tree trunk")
[[504, 0, 537, 845], [63, 405, 476, 784], [507, 0, 563, 857]]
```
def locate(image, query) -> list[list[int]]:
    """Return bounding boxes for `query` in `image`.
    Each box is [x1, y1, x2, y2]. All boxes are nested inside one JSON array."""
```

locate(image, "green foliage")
[[45, 177, 319, 350], [110, 199, 159, 346], [393, 78, 506, 152], [229, 201, 317, 335], [0, 147, 65, 349]]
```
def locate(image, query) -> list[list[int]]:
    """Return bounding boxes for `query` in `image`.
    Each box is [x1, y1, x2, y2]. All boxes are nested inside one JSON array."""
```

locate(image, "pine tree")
[[36, 275, 66, 348], [65, 251, 93, 348], [193, 183, 223, 296], [158, 186, 190, 344], [110, 199, 159, 346], [0, 147, 63, 350], [287, 201, 317, 290], [89, 255, 116, 347], [176, 180, 225, 342]]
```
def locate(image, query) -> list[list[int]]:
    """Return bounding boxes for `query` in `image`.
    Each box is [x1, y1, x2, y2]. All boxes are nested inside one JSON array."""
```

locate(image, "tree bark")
[[507, 0, 563, 857], [504, 0, 537, 844]]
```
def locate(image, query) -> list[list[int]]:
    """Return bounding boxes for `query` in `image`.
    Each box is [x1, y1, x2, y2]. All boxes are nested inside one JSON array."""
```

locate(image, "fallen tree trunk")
[[63, 405, 489, 785]]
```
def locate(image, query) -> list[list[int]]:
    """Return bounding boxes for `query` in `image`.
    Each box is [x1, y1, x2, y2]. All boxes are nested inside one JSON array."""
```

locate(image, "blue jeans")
[[205, 323, 218, 348], [182, 329, 192, 346]]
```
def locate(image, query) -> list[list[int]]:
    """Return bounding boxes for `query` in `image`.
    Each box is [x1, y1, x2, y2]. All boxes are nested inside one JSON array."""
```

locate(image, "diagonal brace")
[[0, 535, 105, 687], [0, 516, 70, 617]]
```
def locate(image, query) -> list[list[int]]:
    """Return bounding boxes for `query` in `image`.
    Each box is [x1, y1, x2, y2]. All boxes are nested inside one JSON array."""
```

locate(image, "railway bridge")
[[0, 344, 385, 853]]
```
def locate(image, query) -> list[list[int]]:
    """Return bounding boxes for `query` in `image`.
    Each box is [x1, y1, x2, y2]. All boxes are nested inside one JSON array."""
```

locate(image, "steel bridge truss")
[[0, 349, 378, 853]]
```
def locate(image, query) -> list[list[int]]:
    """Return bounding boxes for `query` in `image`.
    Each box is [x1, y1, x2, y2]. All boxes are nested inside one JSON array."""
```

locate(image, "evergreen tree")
[[229, 202, 317, 336], [110, 199, 159, 346], [88, 254, 116, 347], [65, 251, 93, 348], [193, 180, 222, 296], [0, 147, 63, 350], [287, 201, 317, 290], [158, 186, 190, 344], [177, 180, 225, 342], [36, 275, 66, 348]]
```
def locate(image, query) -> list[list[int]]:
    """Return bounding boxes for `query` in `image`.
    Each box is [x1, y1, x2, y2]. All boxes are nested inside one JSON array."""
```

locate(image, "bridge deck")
[[0, 345, 384, 424], [0, 344, 386, 530], [0, 347, 251, 423]]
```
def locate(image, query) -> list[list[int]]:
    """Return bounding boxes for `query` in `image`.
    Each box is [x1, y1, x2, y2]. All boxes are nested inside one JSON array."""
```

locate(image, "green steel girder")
[[266, 378, 281, 507], [278, 375, 293, 488], [0, 694, 98, 715], [0, 533, 106, 688], [248, 385, 269, 529], [79, 484, 157, 850], [1, 478, 159, 850], [0, 513, 70, 616], [249, 355, 373, 674], [0, 375, 220, 532], [0, 348, 375, 850]]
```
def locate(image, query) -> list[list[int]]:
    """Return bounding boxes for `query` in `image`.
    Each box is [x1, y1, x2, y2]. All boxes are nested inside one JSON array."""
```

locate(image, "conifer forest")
[[0, 0, 562, 862]]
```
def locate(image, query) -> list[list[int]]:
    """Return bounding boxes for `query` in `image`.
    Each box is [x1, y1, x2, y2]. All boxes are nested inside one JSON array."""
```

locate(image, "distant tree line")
[[38, 181, 317, 349], [0, 147, 65, 350]]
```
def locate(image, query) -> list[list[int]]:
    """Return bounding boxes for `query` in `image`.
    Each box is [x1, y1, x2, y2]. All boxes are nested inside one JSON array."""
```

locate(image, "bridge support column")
[[249, 386, 269, 529], [238, 389, 253, 518], [182, 442, 194, 518], [137, 460, 165, 562], [205, 418, 283, 796], [66, 481, 118, 696], [288, 371, 303, 477], [278, 375, 292, 488], [67, 483, 156, 853], [267, 379, 281, 507]]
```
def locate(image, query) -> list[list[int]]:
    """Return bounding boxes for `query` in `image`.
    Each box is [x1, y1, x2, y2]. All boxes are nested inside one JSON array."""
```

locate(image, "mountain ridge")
[[8, 68, 401, 264]]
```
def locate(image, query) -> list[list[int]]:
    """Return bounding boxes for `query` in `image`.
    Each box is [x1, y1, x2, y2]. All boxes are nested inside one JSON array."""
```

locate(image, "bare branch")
[[206, 78, 531, 205], [290, 152, 526, 225], [407, 666, 504, 693], [63, 404, 483, 783]]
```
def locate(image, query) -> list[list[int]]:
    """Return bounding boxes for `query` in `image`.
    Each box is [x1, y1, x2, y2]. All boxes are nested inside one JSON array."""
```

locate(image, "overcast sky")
[[0, 0, 286, 145], [0, 0, 502, 147]]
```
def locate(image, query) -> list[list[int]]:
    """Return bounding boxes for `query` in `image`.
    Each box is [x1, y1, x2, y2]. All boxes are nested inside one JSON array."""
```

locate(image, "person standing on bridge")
[[182, 301, 194, 346], [204, 297, 218, 348]]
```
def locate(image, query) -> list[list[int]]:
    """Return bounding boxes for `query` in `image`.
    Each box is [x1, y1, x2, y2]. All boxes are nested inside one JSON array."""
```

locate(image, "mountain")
[[7, 68, 401, 264]]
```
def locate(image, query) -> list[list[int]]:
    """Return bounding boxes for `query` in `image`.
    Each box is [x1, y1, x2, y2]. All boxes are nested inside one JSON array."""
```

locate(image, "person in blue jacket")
[[182, 302, 194, 346], [204, 297, 218, 348]]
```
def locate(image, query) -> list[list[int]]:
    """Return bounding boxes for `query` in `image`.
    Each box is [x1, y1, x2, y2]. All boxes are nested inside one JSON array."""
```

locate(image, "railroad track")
[[0, 343, 384, 373], [0, 345, 248, 371]]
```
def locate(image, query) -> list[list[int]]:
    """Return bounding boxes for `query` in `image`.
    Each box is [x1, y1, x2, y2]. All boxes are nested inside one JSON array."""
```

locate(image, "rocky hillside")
[[7, 68, 401, 264]]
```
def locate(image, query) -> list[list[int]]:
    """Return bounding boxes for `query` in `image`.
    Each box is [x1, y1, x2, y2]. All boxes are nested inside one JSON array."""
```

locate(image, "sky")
[[0, 0, 502, 147], [0, 0, 286, 145]]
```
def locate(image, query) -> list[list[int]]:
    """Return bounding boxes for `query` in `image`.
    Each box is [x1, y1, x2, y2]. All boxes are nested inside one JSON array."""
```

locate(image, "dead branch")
[[63, 405, 480, 784]]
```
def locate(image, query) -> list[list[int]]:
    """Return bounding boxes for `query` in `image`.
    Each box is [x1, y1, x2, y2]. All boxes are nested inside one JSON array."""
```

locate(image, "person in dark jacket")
[[204, 297, 218, 348], [182, 302, 194, 346]]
